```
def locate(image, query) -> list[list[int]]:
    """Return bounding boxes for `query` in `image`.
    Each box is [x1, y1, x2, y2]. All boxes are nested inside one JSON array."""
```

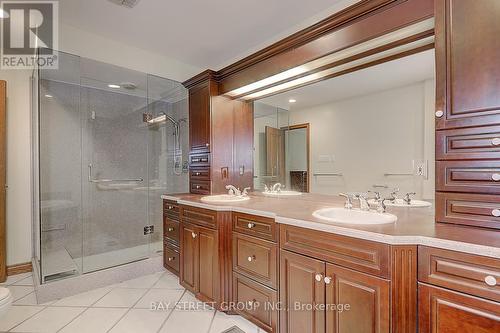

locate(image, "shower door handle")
[[88, 164, 143, 183]]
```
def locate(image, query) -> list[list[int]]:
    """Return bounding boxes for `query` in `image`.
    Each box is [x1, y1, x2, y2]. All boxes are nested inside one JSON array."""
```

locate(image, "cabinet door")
[[435, 0, 500, 129], [180, 223, 199, 293], [197, 225, 219, 303], [325, 264, 390, 333], [189, 84, 211, 153], [280, 250, 325, 333], [419, 283, 500, 332]]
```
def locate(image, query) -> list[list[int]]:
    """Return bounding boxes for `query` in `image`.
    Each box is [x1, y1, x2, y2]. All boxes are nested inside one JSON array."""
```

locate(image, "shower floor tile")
[[2, 271, 263, 333]]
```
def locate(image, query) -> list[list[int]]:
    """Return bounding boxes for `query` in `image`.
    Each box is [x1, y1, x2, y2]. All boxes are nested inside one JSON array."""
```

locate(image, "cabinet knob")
[[167, 205, 173, 210], [167, 227, 174, 232], [492, 138, 500, 146], [492, 209, 500, 217], [247, 299, 256, 307], [247, 222, 255, 229], [315, 274, 323, 282], [192, 232, 197, 238], [435, 110, 444, 118], [194, 172, 201, 176], [324, 276, 332, 284], [196, 185, 201, 189], [168, 257, 175, 262], [492, 173, 500, 181], [247, 255, 256, 262], [484, 275, 497, 286], [205, 143, 210, 147]]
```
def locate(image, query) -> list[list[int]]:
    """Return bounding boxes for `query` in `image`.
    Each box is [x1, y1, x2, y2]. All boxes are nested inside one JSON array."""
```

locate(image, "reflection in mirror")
[[255, 49, 435, 205]]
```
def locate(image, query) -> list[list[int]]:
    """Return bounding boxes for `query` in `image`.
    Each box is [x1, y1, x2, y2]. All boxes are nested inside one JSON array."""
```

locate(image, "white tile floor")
[[0, 271, 263, 333]]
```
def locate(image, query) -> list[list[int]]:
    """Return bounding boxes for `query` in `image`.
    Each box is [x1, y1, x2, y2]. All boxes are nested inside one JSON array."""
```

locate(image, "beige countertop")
[[161, 192, 500, 258]]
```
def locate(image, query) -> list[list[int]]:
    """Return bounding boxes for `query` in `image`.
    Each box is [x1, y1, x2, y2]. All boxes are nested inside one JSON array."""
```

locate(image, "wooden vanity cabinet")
[[435, 0, 500, 230], [183, 71, 254, 195]]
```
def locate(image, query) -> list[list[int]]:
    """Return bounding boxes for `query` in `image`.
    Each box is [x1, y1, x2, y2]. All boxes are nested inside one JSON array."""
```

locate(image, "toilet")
[[0, 287, 13, 318]]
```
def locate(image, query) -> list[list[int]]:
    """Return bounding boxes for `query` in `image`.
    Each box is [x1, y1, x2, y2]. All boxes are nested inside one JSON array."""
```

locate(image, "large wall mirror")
[[253, 48, 435, 207]]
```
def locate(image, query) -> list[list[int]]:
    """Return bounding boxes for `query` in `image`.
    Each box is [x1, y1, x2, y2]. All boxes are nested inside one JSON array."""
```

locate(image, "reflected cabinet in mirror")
[[253, 49, 435, 207]]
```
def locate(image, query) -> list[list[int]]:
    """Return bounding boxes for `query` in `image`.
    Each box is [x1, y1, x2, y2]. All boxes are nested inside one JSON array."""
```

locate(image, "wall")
[[0, 25, 200, 267], [288, 80, 435, 199]]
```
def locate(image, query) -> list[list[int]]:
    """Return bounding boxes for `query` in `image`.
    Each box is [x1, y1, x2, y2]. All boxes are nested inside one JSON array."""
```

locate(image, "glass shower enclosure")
[[32, 50, 189, 283]]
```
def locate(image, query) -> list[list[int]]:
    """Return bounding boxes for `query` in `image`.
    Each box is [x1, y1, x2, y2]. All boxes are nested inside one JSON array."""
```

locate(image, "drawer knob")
[[324, 276, 332, 284], [315, 274, 323, 282], [485, 275, 497, 286], [247, 255, 256, 262], [492, 138, 500, 146], [167, 227, 174, 232], [192, 232, 197, 239], [168, 257, 175, 262], [196, 185, 201, 189], [435, 110, 444, 118], [492, 173, 500, 181], [194, 172, 201, 176], [206, 143, 210, 147], [492, 209, 500, 217], [247, 222, 255, 229], [168, 205, 174, 210]]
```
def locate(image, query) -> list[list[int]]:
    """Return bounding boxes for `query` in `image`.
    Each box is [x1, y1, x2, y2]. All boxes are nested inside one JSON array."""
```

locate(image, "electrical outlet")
[[143, 225, 154, 235]]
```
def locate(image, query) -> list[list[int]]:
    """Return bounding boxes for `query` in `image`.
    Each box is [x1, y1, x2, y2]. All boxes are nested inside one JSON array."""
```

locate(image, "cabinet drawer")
[[419, 283, 500, 333], [436, 125, 500, 160], [437, 160, 500, 194], [163, 200, 180, 220], [418, 246, 500, 302], [233, 233, 278, 289], [164, 219, 180, 245], [189, 153, 210, 167], [181, 205, 217, 229], [190, 181, 210, 195], [436, 192, 500, 229], [190, 167, 210, 181], [281, 224, 390, 278], [163, 242, 180, 276], [232, 212, 277, 242], [232, 272, 278, 333]]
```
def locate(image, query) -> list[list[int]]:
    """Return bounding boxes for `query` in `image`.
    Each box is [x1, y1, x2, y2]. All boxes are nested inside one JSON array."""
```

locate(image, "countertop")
[[161, 192, 500, 258]]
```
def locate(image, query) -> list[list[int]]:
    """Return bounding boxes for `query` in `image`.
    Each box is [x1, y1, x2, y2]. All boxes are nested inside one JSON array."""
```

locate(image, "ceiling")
[[59, 0, 359, 70], [260, 49, 435, 110]]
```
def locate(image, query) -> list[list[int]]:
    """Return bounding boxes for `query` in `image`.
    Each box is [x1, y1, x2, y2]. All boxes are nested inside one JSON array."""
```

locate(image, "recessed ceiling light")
[[44, 94, 53, 98], [108, 84, 121, 89], [0, 8, 9, 19], [289, 99, 297, 103]]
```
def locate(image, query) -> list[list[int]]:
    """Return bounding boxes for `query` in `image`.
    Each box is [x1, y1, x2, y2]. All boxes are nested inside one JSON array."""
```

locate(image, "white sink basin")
[[368, 199, 431, 208], [200, 194, 250, 203], [313, 208, 397, 225], [263, 190, 302, 197]]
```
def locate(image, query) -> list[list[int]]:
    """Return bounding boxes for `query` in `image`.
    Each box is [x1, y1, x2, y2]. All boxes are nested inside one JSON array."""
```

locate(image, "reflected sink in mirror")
[[200, 194, 251, 203], [368, 199, 431, 208], [263, 190, 302, 197], [313, 207, 397, 225]]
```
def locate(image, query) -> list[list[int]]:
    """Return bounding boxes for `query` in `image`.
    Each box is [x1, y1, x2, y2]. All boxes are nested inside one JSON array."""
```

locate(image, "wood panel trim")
[[7, 262, 33, 276], [0, 81, 5, 283], [391, 245, 417, 333]]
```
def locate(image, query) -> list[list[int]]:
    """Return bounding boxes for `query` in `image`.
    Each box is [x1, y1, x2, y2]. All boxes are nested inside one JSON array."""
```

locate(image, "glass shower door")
[[81, 64, 150, 273]]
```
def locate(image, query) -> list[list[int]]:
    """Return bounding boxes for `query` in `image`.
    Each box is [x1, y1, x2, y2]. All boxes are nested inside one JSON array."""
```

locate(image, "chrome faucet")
[[403, 192, 416, 205], [225, 185, 241, 196], [354, 193, 370, 211], [376, 198, 391, 213], [272, 183, 283, 193], [367, 190, 381, 200], [242, 187, 251, 196], [389, 188, 400, 202], [339, 193, 353, 210]]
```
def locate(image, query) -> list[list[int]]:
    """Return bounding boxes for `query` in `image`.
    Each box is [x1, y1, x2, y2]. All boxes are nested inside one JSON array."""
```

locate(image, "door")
[[325, 263, 390, 333], [280, 250, 326, 333], [198, 225, 218, 302], [435, 0, 500, 129], [189, 83, 211, 153], [266, 126, 286, 184], [419, 283, 500, 332], [81, 71, 149, 273], [0, 81, 5, 282], [180, 223, 199, 292]]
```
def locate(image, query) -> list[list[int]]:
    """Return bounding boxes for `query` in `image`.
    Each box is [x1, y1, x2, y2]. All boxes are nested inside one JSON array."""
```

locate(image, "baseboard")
[[7, 262, 33, 276]]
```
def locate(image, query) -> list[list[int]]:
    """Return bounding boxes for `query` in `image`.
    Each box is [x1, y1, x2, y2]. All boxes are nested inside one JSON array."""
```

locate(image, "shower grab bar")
[[313, 173, 343, 176], [89, 178, 144, 183], [87, 164, 143, 183]]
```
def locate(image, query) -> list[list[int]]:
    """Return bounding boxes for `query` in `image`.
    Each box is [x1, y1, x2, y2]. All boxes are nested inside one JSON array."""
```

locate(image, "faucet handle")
[[367, 190, 381, 200], [403, 192, 416, 204], [242, 187, 251, 196], [339, 193, 353, 210]]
